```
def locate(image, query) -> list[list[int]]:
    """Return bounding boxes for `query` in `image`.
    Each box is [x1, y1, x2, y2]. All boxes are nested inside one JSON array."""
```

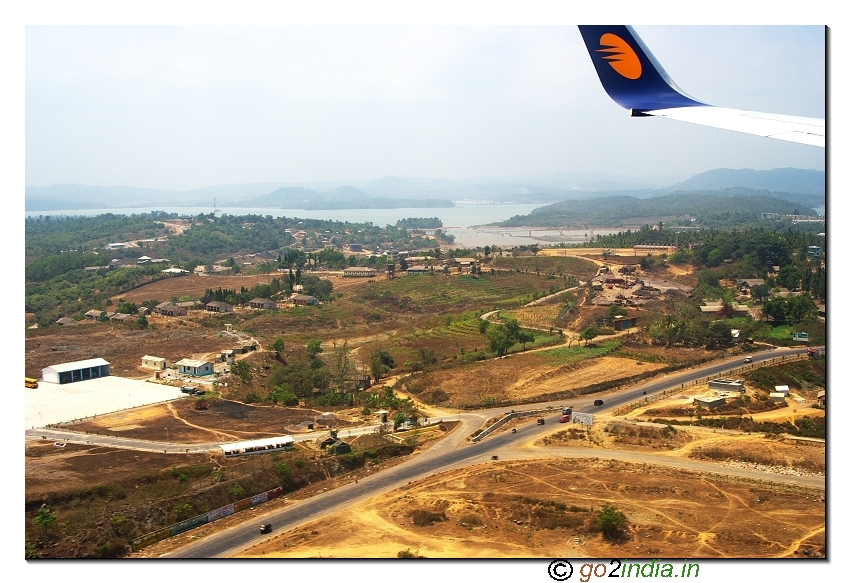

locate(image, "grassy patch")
[[539, 340, 622, 365]]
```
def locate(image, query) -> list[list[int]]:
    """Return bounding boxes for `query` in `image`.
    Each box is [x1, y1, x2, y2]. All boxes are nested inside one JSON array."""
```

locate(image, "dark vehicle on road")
[[593, 399, 604, 406], [537, 418, 545, 425], [260, 524, 272, 534], [181, 386, 195, 394], [194, 389, 206, 396]]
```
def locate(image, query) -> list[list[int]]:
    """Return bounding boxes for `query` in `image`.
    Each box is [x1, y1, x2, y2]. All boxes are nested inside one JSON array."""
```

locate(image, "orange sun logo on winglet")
[[597, 33, 642, 80]]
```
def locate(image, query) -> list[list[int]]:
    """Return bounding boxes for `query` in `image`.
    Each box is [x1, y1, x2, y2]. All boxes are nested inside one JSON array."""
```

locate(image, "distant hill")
[[246, 185, 453, 210], [669, 168, 824, 208], [498, 189, 817, 228]]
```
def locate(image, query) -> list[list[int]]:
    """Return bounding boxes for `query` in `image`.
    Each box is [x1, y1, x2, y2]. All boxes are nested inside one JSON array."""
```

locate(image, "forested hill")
[[247, 185, 454, 210], [498, 190, 817, 228]]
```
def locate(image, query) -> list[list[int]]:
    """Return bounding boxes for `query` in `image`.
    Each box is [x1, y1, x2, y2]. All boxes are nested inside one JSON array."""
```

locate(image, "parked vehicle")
[[260, 523, 272, 534], [194, 389, 206, 396], [491, 455, 499, 460], [25, 377, 39, 389], [593, 399, 604, 406], [181, 386, 195, 394]]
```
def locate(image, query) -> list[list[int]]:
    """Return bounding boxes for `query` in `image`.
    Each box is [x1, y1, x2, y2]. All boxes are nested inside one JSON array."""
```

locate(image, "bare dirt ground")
[[25, 440, 214, 501], [407, 355, 666, 407], [64, 398, 364, 443], [238, 457, 824, 558], [539, 420, 825, 476]]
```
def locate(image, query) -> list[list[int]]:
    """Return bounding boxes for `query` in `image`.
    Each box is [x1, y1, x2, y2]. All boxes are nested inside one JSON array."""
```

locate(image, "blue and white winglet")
[[578, 25, 824, 148]]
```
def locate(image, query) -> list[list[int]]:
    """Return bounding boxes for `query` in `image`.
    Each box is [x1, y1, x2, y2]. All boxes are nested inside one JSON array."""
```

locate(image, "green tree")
[[269, 385, 299, 406], [268, 337, 286, 359], [785, 294, 818, 324], [596, 503, 628, 540], [580, 325, 599, 346], [607, 304, 627, 318], [370, 349, 397, 382], [486, 323, 514, 356], [393, 411, 407, 430], [762, 297, 787, 322], [306, 338, 324, 356], [34, 503, 57, 538], [231, 360, 253, 382], [136, 314, 149, 329]]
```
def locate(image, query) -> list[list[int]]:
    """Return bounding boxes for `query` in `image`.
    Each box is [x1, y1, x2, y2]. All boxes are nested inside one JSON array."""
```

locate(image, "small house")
[[56, 317, 77, 326], [137, 255, 152, 265], [319, 437, 337, 449], [109, 312, 134, 323], [693, 396, 726, 410], [612, 315, 638, 331], [175, 358, 214, 376], [330, 440, 352, 455], [85, 309, 104, 321], [817, 390, 825, 407], [205, 301, 233, 313], [155, 302, 188, 317], [141, 355, 169, 370], [807, 245, 822, 257], [406, 265, 431, 274], [769, 392, 786, 404], [774, 385, 790, 396], [248, 297, 277, 310], [289, 294, 319, 306]]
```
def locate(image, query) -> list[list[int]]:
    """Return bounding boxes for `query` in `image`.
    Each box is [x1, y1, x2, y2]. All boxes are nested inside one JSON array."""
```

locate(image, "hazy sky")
[[25, 23, 825, 190]]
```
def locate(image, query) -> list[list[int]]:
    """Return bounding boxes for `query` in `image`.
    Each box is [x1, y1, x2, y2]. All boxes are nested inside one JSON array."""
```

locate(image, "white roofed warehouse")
[[42, 358, 110, 385]]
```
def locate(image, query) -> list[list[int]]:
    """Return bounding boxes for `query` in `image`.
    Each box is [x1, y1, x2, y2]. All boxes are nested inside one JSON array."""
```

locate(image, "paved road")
[[162, 346, 822, 558]]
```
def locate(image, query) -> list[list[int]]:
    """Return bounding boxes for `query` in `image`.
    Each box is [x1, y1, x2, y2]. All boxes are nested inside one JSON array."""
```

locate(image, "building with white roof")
[[175, 358, 214, 376], [42, 358, 110, 385]]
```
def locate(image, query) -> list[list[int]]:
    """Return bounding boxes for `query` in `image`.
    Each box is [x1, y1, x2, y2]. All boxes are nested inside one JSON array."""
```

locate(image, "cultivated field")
[[238, 457, 825, 558]]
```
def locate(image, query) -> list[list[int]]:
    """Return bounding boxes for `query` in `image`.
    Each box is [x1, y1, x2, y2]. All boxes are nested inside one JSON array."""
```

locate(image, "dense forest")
[[499, 190, 819, 228]]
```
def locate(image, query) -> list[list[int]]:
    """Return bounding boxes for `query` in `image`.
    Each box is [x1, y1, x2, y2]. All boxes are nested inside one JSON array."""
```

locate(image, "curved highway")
[[161, 346, 822, 558]]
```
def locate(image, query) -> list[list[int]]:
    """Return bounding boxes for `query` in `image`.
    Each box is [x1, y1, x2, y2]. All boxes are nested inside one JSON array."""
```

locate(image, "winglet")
[[578, 25, 705, 112]]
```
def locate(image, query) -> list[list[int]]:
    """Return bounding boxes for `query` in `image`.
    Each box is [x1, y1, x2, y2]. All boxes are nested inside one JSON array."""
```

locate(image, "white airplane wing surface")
[[578, 26, 825, 148]]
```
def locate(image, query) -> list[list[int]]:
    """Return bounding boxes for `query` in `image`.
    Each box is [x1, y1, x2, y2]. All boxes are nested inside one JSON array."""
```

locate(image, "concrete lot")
[[25, 376, 185, 429]]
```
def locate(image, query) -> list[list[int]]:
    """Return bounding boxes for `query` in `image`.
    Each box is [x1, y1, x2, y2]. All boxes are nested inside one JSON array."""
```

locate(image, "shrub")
[[410, 509, 446, 526], [597, 503, 628, 541]]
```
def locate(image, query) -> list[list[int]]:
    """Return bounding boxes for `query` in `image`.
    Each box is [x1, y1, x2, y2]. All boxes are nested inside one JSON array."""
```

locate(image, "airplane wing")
[[577, 25, 825, 148]]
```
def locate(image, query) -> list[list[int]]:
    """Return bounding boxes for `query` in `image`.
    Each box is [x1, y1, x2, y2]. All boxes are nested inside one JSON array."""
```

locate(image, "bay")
[[24, 203, 623, 248]]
